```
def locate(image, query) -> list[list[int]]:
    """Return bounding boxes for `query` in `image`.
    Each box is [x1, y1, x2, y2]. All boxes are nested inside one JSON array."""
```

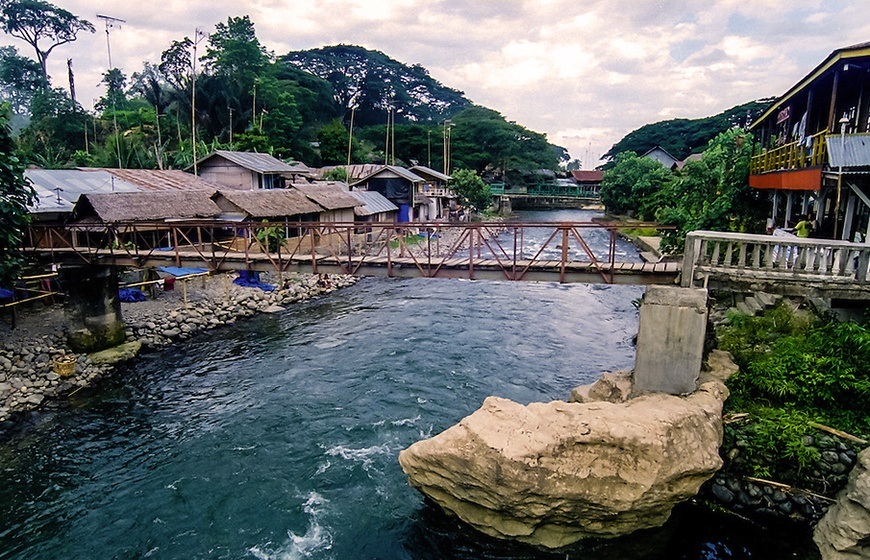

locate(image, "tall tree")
[[0, 102, 35, 287], [0, 0, 94, 86], [283, 45, 471, 126], [0, 45, 41, 115]]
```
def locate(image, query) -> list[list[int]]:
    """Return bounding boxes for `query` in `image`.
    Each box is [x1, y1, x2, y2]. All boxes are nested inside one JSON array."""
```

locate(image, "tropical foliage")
[[602, 99, 772, 163], [0, 11, 564, 180], [450, 168, 491, 212], [0, 102, 34, 287], [717, 304, 870, 483], [600, 128, 767, 250]]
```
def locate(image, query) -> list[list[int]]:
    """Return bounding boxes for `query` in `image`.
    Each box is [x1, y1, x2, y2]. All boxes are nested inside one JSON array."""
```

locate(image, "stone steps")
[[728, 291, 783, 318]]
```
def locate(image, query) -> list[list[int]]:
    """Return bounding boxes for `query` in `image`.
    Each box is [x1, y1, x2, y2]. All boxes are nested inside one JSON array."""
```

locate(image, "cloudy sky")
[[3, 1, 870, 166]]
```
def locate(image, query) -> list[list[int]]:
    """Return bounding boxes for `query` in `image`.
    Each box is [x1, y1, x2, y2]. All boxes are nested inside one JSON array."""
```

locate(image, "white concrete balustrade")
[[681, 231, 870, 289]]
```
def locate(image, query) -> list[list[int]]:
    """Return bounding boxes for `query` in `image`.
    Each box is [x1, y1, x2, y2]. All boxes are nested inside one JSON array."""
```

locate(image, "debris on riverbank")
[[0, 272, 356, 424]]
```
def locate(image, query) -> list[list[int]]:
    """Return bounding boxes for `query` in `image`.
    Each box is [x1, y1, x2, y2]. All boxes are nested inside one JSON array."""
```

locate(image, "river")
[[0, 209, 818, 559]]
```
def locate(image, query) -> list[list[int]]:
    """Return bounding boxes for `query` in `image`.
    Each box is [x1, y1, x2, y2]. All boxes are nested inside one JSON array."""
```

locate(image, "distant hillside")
[[281, 45, 473, 126], [602, 99, 774, 163]]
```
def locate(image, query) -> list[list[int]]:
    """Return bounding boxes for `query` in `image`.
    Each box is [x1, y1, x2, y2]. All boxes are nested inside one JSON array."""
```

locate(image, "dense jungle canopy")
[[0, 5, 567, 174]]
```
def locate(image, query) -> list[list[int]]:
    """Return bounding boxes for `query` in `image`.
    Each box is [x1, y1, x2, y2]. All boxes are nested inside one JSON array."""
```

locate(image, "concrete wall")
[[634, 286, 708, 395]]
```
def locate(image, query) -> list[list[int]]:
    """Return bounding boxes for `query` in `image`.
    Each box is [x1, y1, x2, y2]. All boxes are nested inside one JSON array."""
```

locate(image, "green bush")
[[717, 303, 870, 484]]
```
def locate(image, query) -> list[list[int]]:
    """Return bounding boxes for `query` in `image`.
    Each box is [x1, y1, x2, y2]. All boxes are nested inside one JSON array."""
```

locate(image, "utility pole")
[[191, 28, 205, 175], [97, 14, 126, 168], [346, 105, 356, 166], [96, 14, 125, 68]]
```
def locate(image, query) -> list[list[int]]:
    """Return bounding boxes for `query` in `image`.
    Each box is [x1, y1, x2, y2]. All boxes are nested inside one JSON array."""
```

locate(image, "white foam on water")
[[249, 493, 333, 560], [390, 415, 420, 427], [324, 443, 392, 469]]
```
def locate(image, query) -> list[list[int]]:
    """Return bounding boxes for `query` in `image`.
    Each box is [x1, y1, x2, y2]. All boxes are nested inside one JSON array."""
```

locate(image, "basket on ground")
[[52, 355, 77, 377]]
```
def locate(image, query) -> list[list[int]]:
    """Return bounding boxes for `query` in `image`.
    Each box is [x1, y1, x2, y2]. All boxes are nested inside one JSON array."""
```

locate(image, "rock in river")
[[814, 447, 870, 559], [398, 379, 728, 549]]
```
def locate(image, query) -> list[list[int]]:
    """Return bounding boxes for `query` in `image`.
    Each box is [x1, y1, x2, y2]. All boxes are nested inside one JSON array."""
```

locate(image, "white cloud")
[[1, 0, 869, 167]]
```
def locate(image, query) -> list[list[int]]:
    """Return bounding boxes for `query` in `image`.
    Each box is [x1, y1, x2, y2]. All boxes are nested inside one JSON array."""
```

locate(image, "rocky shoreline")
[[0, 271, 357, 425]]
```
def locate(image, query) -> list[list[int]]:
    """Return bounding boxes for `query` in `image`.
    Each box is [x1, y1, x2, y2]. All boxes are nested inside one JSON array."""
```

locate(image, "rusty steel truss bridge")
[[22, 221, 680, 285]]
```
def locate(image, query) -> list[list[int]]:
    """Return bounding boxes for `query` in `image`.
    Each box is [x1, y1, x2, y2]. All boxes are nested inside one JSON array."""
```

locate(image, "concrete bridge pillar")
[[60, 265, 126, 353], [633, 286, 708, 395]]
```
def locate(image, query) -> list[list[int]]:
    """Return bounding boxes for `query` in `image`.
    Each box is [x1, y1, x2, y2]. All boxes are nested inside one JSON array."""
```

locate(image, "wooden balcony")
[[750, 131, 828, 175]]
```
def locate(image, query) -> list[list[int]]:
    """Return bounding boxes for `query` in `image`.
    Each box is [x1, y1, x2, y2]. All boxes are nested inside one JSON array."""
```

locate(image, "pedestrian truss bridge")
[[23, 222, 870, 295], [24, 221, 678, 285]]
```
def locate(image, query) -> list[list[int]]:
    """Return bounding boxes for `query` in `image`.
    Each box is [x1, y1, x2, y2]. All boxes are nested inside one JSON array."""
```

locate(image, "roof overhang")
[[750, 45, 870, 130]]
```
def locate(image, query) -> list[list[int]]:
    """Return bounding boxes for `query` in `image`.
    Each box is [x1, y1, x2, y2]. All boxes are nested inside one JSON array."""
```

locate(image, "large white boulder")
[[399, 378, 728, 548], [814, 448, 870, 559]]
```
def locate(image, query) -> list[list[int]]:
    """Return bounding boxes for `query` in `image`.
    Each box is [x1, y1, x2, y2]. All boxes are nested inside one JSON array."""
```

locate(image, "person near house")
[[794, 215, 813, 238]]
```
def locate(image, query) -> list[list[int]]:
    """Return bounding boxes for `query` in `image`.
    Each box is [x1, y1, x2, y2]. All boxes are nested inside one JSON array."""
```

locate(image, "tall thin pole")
[[384, 108, 390, 164], [346, 105, 355, 166], [191, 28, 205, 175]]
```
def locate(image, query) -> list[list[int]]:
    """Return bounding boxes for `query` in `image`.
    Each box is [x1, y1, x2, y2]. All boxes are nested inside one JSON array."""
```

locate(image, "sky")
[[3, 0, 870, 167]]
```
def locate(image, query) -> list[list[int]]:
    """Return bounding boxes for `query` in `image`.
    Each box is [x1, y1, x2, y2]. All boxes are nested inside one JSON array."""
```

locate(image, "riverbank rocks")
[[398, 374, 729, 548], [813, 448, 870, 559], [0, 272, 358, 423]]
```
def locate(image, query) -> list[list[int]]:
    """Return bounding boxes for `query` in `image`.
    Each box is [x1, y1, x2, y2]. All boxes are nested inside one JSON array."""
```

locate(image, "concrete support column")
[[633, 286, 708, 395], [61, 265, 126, 353]]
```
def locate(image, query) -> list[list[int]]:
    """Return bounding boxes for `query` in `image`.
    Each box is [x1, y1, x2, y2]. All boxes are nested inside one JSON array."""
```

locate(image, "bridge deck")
[[37, 246, 680, 284]]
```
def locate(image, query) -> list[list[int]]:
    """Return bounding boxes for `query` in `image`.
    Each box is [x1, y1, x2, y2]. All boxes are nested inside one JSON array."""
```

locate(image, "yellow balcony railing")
[[750, 131, 828, 174]]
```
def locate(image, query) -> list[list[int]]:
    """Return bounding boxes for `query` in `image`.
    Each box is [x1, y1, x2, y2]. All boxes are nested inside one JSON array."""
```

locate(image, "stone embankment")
[[814, 447, 870, 559], [706, 433, 859, 524], [0, 272, 355, 424]]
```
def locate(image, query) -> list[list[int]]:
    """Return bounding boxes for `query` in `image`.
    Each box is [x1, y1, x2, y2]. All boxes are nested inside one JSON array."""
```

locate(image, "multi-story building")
[[749, 42, 870, 240]]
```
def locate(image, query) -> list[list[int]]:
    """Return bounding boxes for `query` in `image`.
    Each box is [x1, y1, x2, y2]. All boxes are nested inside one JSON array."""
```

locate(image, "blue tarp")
[[233, 270, 275, 292], [118, 287, 147, 302], [0, 288, 13, 300], [157, 266, 209, 278]]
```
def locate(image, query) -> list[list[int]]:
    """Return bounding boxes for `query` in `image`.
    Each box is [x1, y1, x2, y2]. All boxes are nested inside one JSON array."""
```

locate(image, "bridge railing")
[[682, 230, 870, 288], [22, 220, 662, 283]]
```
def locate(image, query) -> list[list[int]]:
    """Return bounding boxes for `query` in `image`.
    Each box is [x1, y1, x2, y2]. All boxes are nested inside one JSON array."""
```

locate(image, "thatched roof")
[[292, 182, 360, 211], [214, 189, 322, 219], [74, 191, 221, 223]]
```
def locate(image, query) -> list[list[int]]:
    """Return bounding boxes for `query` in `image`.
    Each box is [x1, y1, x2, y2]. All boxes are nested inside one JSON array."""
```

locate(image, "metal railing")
[[22, 220, 668, 284], [682, 230, 870, 288]]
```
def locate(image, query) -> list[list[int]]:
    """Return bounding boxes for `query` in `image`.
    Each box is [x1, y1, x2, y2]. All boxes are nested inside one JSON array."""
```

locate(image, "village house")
[[409, 165, 455, 221], [569, 170, 604, 197], [641, 146, 681, 169], [194, 150, 312, 190], [350, 165, 425, 222], [749, 41, 870, 241]]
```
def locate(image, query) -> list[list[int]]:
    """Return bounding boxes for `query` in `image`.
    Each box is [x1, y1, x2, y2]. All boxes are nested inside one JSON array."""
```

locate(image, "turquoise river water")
[[0, 210, 819, 559]]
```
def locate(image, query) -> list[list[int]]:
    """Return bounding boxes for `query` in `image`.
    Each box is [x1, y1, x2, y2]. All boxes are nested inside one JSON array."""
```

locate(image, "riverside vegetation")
[[710, 300, 869, 521]]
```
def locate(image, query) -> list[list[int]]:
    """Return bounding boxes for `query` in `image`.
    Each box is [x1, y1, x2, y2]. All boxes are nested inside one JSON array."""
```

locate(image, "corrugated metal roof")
[[104, 169, 232, 191], [347, 190, 399, 216], [76, 191, 222, 223], [25, 169, 141, 214], [215, 189, 322, 219], [292, 182, 360, 210], [409, 165, 451, 182], [199, 150, 301, 173], [351, 165, 425, 186], [827, 134, 870, 168]]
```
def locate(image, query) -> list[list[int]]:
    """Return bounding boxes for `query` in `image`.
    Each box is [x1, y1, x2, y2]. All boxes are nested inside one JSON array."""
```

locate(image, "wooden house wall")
[[199, 159, 257, 191]]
